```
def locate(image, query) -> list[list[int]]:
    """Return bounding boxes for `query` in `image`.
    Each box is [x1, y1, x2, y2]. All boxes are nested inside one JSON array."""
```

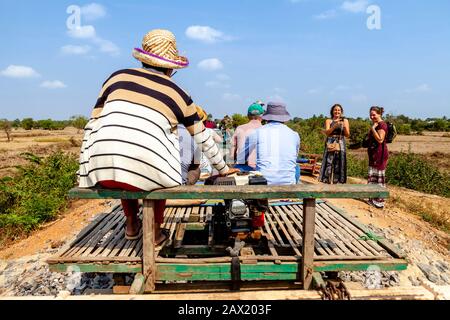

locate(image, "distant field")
[[389, 132, 450, 154], [0, 127, 82, 177], [0, 129, 449, 177]]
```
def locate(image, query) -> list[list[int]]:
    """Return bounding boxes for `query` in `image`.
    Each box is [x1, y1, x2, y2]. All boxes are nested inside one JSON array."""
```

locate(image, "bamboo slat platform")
[[48, 201, 407, 278]]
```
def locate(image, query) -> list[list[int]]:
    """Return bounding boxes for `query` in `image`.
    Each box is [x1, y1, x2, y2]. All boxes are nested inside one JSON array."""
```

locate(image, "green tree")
[[12, 119, 21, 128], [36, 119, 54, 130], [70, 115, 89, 132], [231, 114, 249, 127], [0, 119, 12, 142], [21, 118, 34, 130]]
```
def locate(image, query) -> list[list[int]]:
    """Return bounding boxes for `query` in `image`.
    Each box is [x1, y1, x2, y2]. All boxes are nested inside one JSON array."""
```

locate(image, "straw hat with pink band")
[[132, 29, 189, 69]]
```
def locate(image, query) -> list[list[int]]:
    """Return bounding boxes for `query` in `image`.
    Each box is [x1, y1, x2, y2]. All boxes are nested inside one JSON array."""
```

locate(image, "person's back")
[[252, 122, 300, 185], [240, 102, 300, 185], [232, 103, 264, 169]]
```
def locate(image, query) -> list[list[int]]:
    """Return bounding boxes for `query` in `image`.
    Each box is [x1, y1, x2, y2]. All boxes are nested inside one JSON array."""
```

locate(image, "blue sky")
[[0, 0, 449, 120]]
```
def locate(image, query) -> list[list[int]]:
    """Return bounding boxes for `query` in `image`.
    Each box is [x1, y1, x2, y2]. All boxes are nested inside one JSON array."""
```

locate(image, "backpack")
[[385, 121, 397, 143]]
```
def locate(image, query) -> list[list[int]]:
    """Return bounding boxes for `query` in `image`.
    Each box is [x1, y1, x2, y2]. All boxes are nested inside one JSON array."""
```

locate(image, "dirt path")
[[0, 200, 111, 260]]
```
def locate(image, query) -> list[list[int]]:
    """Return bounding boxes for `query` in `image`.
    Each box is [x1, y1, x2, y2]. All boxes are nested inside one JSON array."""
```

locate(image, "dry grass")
[[33, 138, 70, 143], [389, 193, 450, 234]]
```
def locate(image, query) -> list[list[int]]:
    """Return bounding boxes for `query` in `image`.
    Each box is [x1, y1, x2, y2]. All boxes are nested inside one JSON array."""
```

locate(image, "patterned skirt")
[[319, 137, 347, 184], [368, 166, 386, 207]]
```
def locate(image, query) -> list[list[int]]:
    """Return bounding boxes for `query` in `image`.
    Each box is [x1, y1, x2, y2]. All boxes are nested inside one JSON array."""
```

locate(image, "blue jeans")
[[233, 164, 256, 172], [295, 165, 301, 184]]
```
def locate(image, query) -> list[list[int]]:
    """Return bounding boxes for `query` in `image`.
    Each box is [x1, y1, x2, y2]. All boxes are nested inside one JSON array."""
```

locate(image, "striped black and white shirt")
[[78, 68, 229, 191]]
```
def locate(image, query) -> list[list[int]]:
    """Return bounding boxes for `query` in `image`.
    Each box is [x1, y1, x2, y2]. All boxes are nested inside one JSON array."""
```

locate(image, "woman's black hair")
[[142, 62, 170, 74], [370, 106, 384, 116], [330, 104, 344, 118]]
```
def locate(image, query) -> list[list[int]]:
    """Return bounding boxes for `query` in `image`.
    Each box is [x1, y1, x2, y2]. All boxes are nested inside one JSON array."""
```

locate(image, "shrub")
[[347, 151, 450, 198], [347, 154, 368, 178], [386, 153, 450, 197], [0, 152, 78, 239]]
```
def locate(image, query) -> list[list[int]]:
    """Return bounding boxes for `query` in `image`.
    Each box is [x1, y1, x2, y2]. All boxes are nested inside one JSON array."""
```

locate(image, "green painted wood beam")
[[69, 184, 389, 200], [48, 263, 142, 273], [49, 260, 407, 281]]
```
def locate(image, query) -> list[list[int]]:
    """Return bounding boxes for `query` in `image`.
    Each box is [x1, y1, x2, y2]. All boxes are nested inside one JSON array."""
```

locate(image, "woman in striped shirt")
[[78, 29, 238, 244]]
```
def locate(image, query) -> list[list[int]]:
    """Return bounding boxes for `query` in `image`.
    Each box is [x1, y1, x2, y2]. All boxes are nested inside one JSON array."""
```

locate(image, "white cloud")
[[205, 81, 230, 89], [81, 3, 106, 21], [307, 88, 322, 95], [68, 25, 97, 39], [267, 94, 286, 103], [0, 65, 40, 78], [94, 38, 120, 56], [341, 0, 370, 13], [67, 24, 119, 57], [216, 74, 231, 81], [223, 93, 241, 101], [198, 58, 224, 71], [61, 45, 91, 55], [40, 80, 67, 89], [314, 10, 337, 20], [350, 94, 368, 103], [186, 26, 232, 43], [406, 84, 432, 93]]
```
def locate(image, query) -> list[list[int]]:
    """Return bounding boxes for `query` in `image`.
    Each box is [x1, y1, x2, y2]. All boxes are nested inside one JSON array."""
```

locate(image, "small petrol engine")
[[206, 173, 269, 241]]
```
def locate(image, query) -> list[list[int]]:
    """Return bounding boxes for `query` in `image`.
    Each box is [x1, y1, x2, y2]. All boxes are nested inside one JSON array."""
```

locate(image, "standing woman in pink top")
[[231, 103, 265, 171], [366, 106, 389, 209]]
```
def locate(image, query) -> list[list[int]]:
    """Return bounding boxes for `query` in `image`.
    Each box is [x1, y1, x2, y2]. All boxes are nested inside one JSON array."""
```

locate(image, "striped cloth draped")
[[78, 68, 228, 191]]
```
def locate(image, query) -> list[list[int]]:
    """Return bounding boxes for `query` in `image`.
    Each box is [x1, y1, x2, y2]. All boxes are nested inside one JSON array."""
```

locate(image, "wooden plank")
[[205, 206, 213, 222], [130, 237, 143, 258], [189, 206, 200, 223], [174, 223, 187, 249], [91, 216, 127, 257], [142, 199, 156, 293], [199, 207, 204, 222], [69, 184, 390, 200], [302, 199, 316, 289], [281, 205, 334, 256], [325, 202, 405, 258], [113, 286, 130, 295], [315, 206, 374, 256], [269, 207, 302, 256], [13, 286, 434, 300], [162, 207, 175, 229], [62, 209, 121, 257], [273, 206, 302, 244], [78, 210, 124, 257], [317, 205, 382, 257], [208, 220, 214, 247], [240, 247, 257, 265], [293, 204, 352, 256], [48, 263, 142, 273], [265, 209, 288, 247], [182, 207, 192, 223], [67, 210, 123, 258], [99, 226, 127, 257], [319, 203, 388, 255]]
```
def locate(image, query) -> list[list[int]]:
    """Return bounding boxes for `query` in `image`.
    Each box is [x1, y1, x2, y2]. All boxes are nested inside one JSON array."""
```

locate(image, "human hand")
[[372, 123, 379, 130], [220, 168, 240, 177]]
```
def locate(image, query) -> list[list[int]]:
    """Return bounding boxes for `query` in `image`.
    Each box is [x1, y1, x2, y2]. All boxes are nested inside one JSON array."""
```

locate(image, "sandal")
[[125, 219, 142, 240], [155, 229, 170, 249]]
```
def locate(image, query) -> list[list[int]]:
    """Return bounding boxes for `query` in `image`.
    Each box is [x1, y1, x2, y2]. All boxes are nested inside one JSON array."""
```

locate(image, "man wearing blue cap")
[[231, 102, 265, 171], [239, 102, 301, 185]]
